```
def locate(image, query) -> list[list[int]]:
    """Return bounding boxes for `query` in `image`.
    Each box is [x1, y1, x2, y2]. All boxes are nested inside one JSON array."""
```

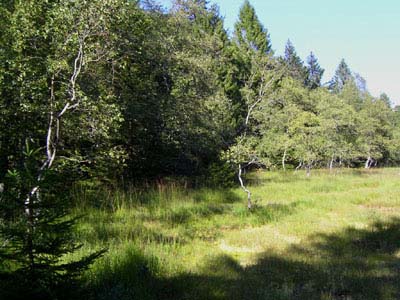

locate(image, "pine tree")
[[282, 40, 307, 83], [329, 59, 353, 93], [234, 0, 272, 54], [305, 52, 324, 89]]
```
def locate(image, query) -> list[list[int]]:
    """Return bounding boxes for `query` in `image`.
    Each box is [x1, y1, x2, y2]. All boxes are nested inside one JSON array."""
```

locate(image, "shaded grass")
[[70, 168, 400, 299]]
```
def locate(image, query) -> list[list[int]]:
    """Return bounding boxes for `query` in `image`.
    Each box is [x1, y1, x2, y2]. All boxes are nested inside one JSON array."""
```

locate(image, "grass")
[[70, 168, 400, 299]]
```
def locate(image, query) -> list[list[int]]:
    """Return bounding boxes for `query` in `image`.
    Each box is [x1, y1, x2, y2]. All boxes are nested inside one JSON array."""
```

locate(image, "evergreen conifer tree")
[[234, 0, 272, 54], [329, 59, 353, 93], [354, 73, 368, 94], [0, 145, 105, 300], [282, 40, 307, 83], [305, 52, 324, 89]]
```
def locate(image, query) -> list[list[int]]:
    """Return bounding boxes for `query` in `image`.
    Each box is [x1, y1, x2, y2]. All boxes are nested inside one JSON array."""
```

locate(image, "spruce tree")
[[282, 40, 307, 83], [0, 145, 105, 300], [329, 59, 353, 93], [234, 0, 272, 54], [305, 52, 324, 89]]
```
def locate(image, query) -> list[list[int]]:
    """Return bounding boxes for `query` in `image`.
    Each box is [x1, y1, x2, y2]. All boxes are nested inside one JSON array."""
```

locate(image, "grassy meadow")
[[71, 168, 400, 300]]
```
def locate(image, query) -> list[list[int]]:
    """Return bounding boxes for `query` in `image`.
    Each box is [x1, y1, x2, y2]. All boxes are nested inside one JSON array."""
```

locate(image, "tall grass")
[[69, 168, 400, 299]]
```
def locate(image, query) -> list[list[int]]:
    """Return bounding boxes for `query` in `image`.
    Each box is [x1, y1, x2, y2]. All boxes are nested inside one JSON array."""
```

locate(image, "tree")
[[290, 111, 325, 176], [259, 77, 323, 175], [282, 39, 307, 83], [305, 52, 324, 89], [0, 146, 105, 300], [234, 0, 272, 54], [356, 97, 393, 168], [225, 51, 281, 208], [339, 79, 365, 111], [115, 0, 234, 178], [329, 59, 353, 93], [379, 93, 392, 108], [315, 89, 357, 169], [0, 0, 122, 297], [255, 77, 309, 170], [354, 73, 368, 94]]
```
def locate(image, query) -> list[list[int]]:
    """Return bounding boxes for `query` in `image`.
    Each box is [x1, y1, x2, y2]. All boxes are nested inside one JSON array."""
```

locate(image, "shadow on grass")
[[84, 217, 400, 300]]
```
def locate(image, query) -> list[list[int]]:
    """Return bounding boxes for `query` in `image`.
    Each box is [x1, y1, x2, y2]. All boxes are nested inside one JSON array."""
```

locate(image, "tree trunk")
[[282, 148, 287, 171], [238, 164, 252, 209], [306, 165, 311, 177], [295, 160, 303, 172], [329, 154, 334, 171], [365, 156, 371, 169]]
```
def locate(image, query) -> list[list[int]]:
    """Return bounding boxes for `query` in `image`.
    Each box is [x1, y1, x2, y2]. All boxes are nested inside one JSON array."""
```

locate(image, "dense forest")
[[1, 0, 400, 299]]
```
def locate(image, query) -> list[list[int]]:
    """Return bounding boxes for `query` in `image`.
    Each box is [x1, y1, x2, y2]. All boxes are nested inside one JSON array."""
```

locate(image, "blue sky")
[[157, 0, 400, 106]]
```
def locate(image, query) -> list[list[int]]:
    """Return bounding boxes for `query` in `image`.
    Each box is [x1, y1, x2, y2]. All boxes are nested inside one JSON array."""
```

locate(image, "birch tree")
[[226, 53, 281, 208]]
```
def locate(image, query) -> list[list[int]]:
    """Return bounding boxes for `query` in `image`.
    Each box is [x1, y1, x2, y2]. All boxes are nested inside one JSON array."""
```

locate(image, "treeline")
[[1, 0, 400, 186]]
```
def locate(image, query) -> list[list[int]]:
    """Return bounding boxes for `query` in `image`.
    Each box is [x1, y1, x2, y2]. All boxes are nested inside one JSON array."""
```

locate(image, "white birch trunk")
[[295, 160, 303, 172], [329, 154, 335, 171], [238, 164, 252, 209], [282, 148, 287, 171]]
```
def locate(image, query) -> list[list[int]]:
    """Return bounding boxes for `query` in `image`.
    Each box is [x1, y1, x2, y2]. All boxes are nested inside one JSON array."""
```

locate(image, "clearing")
[[73, 168, 400, 300]]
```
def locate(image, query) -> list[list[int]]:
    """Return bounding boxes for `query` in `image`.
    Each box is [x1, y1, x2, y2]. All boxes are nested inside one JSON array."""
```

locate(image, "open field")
[[72, 168, 400, 300]]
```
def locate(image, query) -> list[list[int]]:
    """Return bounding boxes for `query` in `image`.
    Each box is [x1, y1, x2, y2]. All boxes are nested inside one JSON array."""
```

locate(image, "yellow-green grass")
[[71, 168, 400, 300]]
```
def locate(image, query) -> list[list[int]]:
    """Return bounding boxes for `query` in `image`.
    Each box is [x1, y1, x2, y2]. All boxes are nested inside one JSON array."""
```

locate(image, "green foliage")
[[0, 145, 105, 300], [329, 59, 353, 93], [1, 0, 400, 296], [234, 0, 272, 54], [204, 160, 237, 188], [305, 52, 324, 89], [282, 39, 307, 83]]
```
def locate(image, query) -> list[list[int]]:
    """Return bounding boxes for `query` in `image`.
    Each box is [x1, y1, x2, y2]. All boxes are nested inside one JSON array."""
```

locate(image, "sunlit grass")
[[71, 168, 400, 299]]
